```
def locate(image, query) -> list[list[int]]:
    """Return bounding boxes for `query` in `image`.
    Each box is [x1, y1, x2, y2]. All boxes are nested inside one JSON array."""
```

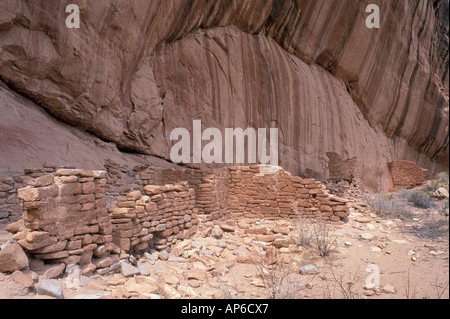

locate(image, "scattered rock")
[[187, 269, 208, 281], [210, 226, 224, 239], [392, 239, 408, 244], [5, 220, 24, 234], [144, 252, 156, 264], [120, 261, 140, 277], [364, 290, 375, 296], [300, 264, 319, 275], [360, 233, 374, 241], [159, 283, 181, 299], [245, 227, 267, 235], [94, 256, 113, 269], [355, 216, 371, 223], [138, 261, 152, 276], [191, 241, 203, 251], [81, 263, 96, 276], [86, 277, 107, 291], [129, 255, 138, 265], [382, 284, 396, 294], [215, 242, 227, 249], [219, 224, 235, 233], [385, 221, 396, 228], [37, 279, 64, 299], [73, 291, 112, 299], [433, 187, 449, 199], [107, 274, 127, 286], [0, 242, 29, 273], [178, 284, 198, 298], [11, 270, 35, 289], [158, 250, 169, 261], [251, 278, 265, 287], [272, 225, 289, 235], [65, 264, 81, 289], [168, 256, 187, 263], [233, 247, 249, 256], [172, 240, 192, 257], [163, 274, 180, 286], [43, 263, 66, 279], [251, 240, 267, 247], [142, 293, 162, 299], [271, 238, 289, 248]]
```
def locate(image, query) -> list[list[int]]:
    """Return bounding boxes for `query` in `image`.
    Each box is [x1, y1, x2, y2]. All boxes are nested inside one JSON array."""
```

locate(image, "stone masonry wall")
[[227, 165, 349, 222], [196, 169, 229, 221], [388, 160, 428, 190], [6, 163, 348, 270], [197, 165, 349, 223], [0, 173, 26, 226], [326, 152, 360, 184], [109, 181, 198, 253], [14, 169, 112, 267], [0, 164, 59, 226]]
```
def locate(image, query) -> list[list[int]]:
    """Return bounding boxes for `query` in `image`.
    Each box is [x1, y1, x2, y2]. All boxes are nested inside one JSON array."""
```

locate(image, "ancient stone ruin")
[[2, 164, 349, 273], [388, 160, 429, 190], [0, 0, 448, 301]]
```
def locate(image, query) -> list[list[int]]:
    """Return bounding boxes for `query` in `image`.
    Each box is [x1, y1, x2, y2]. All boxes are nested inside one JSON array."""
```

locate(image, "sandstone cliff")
[[0, 0, 448, 191]]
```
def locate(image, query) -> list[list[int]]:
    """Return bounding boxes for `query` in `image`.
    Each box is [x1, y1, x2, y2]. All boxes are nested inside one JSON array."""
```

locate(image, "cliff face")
[[0, 0, 448, 191]]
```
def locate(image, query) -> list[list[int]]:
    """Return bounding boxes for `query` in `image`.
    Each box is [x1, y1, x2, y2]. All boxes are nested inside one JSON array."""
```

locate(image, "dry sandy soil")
[[0, 186, 448, 300]]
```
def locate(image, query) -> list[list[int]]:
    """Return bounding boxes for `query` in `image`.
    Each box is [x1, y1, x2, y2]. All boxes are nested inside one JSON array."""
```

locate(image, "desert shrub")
[[425, 172, 450, 192], [293, 216, 336, 257], [423, 182, 440, 193], [294, 216, 315, 247], [311, 220, 336, 258], [400, 189, 435, 209], [440, 202, 449, 216], [409, 212, 449, 239], [328, 266, 363, 299], [252, 250, 310, 299], [365, 193, 412, 219], [437, 172, 449, 185]]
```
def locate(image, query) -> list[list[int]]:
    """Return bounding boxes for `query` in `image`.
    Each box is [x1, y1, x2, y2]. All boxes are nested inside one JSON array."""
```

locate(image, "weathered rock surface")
[[0, 0, 448, 190], [0, 82, 182, 171]]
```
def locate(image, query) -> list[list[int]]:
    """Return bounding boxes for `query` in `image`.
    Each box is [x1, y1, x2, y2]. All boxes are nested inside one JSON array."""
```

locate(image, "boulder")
[[5, 220, 24, 234], [43, 263, 66, 279], [37, 279, 64, 299], [0, 242, 29, 273], [120, 261, 140, 277], [299, 264, 319, 275], [210, 226, 223, 239], [433, 187, 449, 199]]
